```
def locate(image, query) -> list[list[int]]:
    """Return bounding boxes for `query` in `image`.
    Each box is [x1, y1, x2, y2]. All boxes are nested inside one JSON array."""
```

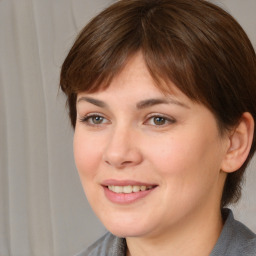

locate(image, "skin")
[[74, 53, 234, 256]]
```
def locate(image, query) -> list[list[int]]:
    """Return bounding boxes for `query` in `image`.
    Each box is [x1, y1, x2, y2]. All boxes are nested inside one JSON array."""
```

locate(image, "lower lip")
[[103, 186, 156, 204]]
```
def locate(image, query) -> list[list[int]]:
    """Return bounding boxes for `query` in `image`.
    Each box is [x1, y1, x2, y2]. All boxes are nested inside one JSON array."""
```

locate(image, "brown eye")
[[79, 114, 109, 126], [144, 115, 176, 127], [153, 117, 166, 125], [91, 116, 104, 124]]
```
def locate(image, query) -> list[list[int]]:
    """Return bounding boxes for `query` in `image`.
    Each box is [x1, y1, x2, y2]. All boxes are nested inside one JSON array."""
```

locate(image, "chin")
[[107, 226, 147, 238], [100, 215, 154, 238]]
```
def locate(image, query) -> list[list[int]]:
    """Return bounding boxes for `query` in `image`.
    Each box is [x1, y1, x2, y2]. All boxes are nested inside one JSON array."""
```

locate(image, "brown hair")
[[60, 0, 256, 207]]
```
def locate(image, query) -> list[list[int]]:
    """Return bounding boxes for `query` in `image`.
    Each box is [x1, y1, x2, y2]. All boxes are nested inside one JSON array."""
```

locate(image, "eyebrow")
[[136, 98, 190, 109], [77, 96, 189, 109], [77, 97, 108, 108]]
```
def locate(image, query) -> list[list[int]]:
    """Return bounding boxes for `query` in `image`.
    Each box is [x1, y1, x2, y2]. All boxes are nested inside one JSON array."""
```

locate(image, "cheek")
[[73, 128, 103, 178], [145, 134, 224, 213], [144, 130, 223, 183], [73, 128, 105, 211], [142, 134, 190, 173]]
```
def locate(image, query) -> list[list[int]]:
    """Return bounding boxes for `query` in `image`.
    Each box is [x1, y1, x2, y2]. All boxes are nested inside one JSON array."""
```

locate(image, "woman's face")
[[74, 53, 229, 239]]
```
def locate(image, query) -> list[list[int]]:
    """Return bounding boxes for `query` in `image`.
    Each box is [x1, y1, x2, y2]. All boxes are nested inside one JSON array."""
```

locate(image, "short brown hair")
[[60, 0, 256, 207]]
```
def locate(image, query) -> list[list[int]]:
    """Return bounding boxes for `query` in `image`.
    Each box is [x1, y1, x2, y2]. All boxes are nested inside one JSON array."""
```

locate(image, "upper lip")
[[101, 179, 158, 187]]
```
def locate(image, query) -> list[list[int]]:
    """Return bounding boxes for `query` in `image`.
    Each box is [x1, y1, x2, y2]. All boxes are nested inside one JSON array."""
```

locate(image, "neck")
[[126, 207, 223, 256]]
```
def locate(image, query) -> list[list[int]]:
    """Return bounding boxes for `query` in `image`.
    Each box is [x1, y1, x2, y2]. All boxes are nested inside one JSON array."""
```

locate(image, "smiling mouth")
[[103, 182, 158, 204], [107, 185, 155, 194]]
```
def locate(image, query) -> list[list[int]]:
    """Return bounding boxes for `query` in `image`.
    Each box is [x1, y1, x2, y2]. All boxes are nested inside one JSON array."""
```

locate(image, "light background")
[[0, 0, 255, 255]]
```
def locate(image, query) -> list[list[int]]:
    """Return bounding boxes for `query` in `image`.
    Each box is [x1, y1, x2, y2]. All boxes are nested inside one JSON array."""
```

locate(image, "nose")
[[102, 126, 143, 169]]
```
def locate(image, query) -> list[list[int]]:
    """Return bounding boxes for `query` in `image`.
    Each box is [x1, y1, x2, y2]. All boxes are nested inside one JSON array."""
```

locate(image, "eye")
[[89, 116, 105, 124], [79, 114, 110, 126], [145, 115, 176, 126], [152, 117, 167, 125]]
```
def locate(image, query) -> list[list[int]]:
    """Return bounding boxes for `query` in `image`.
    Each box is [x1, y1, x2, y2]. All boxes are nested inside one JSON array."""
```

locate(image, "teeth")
[[140, 185, 146, 191], [123, 185, 132, 193], [114, 186, 123, 193], [108, 185, 154, 193], [132, 185, 140, 192]]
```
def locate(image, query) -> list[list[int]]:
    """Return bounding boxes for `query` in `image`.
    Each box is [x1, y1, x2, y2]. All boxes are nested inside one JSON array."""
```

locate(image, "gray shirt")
[[76, 209, 256, 256]]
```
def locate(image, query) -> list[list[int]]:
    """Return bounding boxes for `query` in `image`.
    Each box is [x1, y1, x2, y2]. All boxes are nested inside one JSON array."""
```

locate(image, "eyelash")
[[79, 113, 110, 126], [78, 113, 176, 127]]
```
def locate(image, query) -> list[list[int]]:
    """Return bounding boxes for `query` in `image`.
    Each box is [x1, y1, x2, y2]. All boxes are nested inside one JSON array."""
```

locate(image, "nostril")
[[105, 160, 111, 165], [104, 160, 133, 167], [121, 161, 133, 166], [103, 148, 143, 168]]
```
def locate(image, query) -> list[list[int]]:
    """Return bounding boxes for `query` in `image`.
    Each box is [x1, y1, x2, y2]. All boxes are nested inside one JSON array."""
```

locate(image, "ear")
[[221, 112, 254, 173]]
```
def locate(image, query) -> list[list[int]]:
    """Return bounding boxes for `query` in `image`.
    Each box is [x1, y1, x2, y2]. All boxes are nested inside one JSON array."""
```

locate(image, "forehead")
[[76, 53, 194, 112], [79, 52, 181, 98]]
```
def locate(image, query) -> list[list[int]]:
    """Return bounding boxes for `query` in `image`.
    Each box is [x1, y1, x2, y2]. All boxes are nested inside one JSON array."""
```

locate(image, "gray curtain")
[[0, 0, 255, 255]]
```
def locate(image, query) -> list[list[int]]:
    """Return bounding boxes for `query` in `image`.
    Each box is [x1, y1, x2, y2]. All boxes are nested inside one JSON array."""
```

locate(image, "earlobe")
[[221, 112, 254, 173]]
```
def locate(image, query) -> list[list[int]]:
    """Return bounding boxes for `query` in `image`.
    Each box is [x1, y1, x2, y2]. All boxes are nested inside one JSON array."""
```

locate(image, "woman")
[[60, 0, 256, 255]]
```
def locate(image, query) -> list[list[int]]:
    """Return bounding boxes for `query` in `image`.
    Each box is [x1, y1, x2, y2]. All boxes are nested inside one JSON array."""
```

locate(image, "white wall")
[[0, 0, 255, 255]]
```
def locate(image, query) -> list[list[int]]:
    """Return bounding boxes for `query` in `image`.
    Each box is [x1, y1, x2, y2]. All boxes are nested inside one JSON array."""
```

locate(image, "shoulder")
[[230, 215, 256, 255], [74, 232, 126, 256], [211, 208, 256, 256]]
